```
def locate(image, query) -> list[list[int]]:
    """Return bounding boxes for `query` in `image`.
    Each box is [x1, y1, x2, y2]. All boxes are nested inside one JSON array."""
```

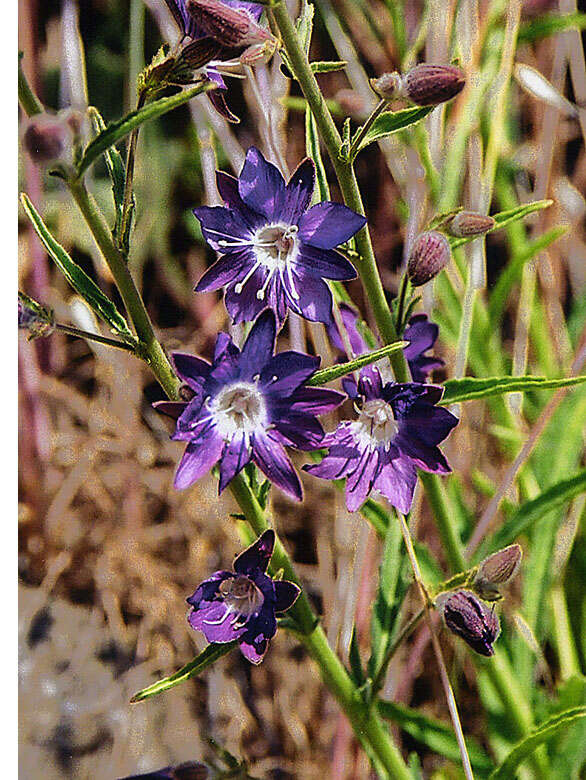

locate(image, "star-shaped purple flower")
[[194, 147, 365, 325], [187, 530, 300, 664], [154, 309, 343, 500], [304, 367, 458, 514], [328, 304, 444, 387]]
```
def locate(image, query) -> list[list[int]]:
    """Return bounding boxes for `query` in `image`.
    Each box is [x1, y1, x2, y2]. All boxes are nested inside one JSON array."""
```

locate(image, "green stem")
[[54, 322, 136, 352], [348, 99, 387, 160], [119, 91, 146, 250], [18, 55, 44, 116], [371, 608, 424, 693], [270, 0, 409, 383], [419, 472, 467, 572], [67, 177, 180, 400]]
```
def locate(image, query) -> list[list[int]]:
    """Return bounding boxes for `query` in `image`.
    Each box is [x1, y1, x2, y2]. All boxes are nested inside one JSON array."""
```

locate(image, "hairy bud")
[[407, 231, 451, 287], [369, 72, 403, 101], [448, 210, 495, 237], [18, 292, 55, 339], [474, 544, 522, 600], [437, 590, 500, 657], [185, 0, 272, 48], [402, 63, 465, 106], [23, 114, 71, 164]]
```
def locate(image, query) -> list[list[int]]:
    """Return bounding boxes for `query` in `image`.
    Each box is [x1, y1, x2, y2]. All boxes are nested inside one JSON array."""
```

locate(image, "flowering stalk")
[[53, 323, 137, 352], [268, 0, 409, 382]]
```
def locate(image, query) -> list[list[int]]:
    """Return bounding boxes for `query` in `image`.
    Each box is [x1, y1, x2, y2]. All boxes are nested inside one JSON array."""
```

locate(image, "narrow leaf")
[[378, 700, 493, 774], [449, 200, 553, 250], [76, 81, 213, 177], [87, 106, 126, 209], [485, 469, 586, 553], [20, 193, 133, 338], [518, 12, 586, 43], [308, 341, 407, 386], [348, 626, 365, 685], [440, 374, 586, 405], [311, 60, 347, 73], [354, 106, 433, 153], [489, 707, 586, 779], [130, 642, 237, 702]]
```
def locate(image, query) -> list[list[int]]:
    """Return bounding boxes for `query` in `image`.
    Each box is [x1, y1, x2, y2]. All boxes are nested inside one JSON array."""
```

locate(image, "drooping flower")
[[194, 147, 364, 325], [327, 304, 444, 387], [154, 309, 343, 500], [304, 367, 458, 513], [187, 530, 300, 664], [437, 590, 501, 657]]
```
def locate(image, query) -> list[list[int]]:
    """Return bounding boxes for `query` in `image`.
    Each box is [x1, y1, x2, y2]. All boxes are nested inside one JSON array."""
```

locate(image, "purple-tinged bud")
[[23, 114, 70, 164], [474, 544, 522, 600], [407, 230, 451, 287], [18, 292, 55, 339], [185, 0, 272, 48], [402, 63, 465, 106], [437, 590, 500, 657], [369, 72, 403, 101], [239, 37, 278, 67], [448, 211, 496, 237]]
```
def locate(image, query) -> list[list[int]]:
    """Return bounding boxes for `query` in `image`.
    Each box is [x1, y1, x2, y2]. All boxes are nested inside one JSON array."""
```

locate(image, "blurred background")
[[18, 0, 586, 778]]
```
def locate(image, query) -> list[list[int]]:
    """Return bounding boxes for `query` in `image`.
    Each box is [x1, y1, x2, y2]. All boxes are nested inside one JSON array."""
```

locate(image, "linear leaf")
[[440, 374, 586, 405], [484, 469, 586, 553], [449, 200, 553, 250], [308, 341, 407, 386], [311, 60, 347, 73], [354, 106, 433, 153], [76, 81, 213, 177], [378, 700, 493, 774], [20, 193, 133, 338], [130, 642, 237, 702], [518, 12, 586, 43], [489, 707, 586, 779]]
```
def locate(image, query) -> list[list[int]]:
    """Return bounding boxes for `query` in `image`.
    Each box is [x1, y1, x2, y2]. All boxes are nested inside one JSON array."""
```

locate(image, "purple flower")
[[194, 147, 365, 325], [187, 530, 300, 664], [438, 590, 501, 657], [304, 367, 458, 513], [163, 0, 263, 41], [154, 309, 343, 500], [327, 304, 443, 387]]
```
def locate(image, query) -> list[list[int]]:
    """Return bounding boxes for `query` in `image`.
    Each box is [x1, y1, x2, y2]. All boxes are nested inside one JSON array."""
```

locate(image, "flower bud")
[[239, 37, 279, 67], [407, 230, 451, 287], [438, 590, 500, 657], [23, 114, 70, 164], [402, 63, 465, 106], [448, 210, 495, 237], [369, 72, 403, 101], [185, 0, 272, 48], [474, 544, 522, 600], [18, 292, 55, 339]]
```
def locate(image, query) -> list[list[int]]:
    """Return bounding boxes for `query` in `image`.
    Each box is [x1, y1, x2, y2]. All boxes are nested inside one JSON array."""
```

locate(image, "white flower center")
[[219, 575, 264, 617], [233, 223, 300, 301], [353, 398, 399, 450], [211, 382, 266, 440]]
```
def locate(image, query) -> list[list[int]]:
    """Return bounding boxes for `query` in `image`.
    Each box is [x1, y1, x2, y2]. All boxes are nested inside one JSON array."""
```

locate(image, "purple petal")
[[304, 450, 357, 481], [193, 205, 252, 250], [373, 457, 418, 514], [403, 314, 439, 360], [298, 202, 367, 249], [402, 404, 459, 447], [282, 158, 315, 223], [188, 599, 249, 643], [239, 603, 278, 664], [271, 413, 326, 450], [345, 446, 379, 512], [238, 637, 267, 664], [260, 351, 320, 396], [295, 244, 356, 280], [219, 432, 252, 492], [173, 429, 224, 489], [224, 268, 272, 324], [238, 147, 287, 221], [285, 269, 334, 324], [186, 570, 234, 608], [171, 352, 211, 388], [358, 365, 384, 400], [252, 431, 303, 501], [207, 88, 240, 123], [328, 303, 369, 356], [152, 400, 186, 420], [284, 386, 345, 415], [234, 529, 275, 574], [239, 309, 276, 378], [216, 171, 262, 228], [394, 431, 451, 474], [274, 580, 301, 612], [195, 248, 256, 292], [342, 375, 359, 398], [213, 331, 240, 362]]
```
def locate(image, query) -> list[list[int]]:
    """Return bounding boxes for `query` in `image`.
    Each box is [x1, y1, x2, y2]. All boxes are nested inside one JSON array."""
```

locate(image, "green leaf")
[[20, 193, 134, 339], [305, 106, 330, 202], [76, 81, 213, 178], [308, 341, 407, 386], [311, 60, 347, 73], [353, 106, 433, 154], [449, 200, 553, 250], [130, 642, 237, 702], [378, 700, 493, 774], [484, 469, 586, 554], [440, 374, 586, 405], [518, 12, 586, 43], [348, 625, 365, 685], [489, 707, 586, 779]]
